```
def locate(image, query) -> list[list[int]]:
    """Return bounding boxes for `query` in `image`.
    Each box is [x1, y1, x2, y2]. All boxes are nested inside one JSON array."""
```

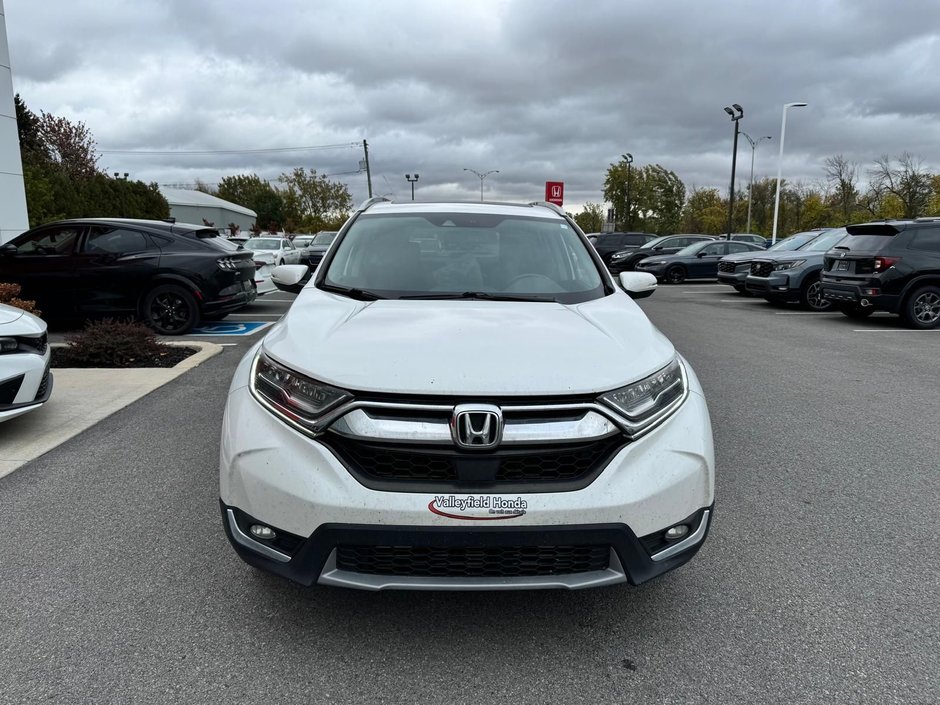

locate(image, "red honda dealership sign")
[[545, 181, 564, 206]]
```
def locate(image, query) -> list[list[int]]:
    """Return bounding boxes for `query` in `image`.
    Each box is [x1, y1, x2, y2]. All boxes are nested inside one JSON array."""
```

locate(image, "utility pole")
[[723, 104, 744, 240], [362, 139, 373, 197], [622, 153, 633, 230], [405, 174, 419, 200], [741, 132, 772, 234]]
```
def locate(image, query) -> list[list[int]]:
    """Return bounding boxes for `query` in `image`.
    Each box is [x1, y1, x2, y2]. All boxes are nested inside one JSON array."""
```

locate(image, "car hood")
[[307, 245, 330, 254], [0, 303, 45, 334], [638, 253, 685, 264], [719, 251, 759, 262], [752, 252, 823, 263], [261, 290, 676, 396]]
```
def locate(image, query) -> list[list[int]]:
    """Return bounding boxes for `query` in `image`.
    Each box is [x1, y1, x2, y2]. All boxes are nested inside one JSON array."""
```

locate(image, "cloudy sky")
[[6, 0, 940, 212]]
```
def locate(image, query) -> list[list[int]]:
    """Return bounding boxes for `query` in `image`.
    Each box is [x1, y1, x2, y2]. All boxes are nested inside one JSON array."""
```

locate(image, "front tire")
[[800, 277, 831, 311], [902, 285, 940, 329], [664, 265, 687, 284], [142, 284, 200, 335]]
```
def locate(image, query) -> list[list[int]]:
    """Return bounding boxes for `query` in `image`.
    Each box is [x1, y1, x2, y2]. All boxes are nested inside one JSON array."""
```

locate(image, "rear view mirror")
[[618, 272, 657, 299], [0, 243, 15, 256], [272, 264, 310, 294]]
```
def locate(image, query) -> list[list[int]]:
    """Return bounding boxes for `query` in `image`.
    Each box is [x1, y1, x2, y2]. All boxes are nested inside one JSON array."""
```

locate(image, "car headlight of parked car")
[[598, 357, 687, 436], [773, 259, 805, 271], [0, 336, 44, 355], [645, 260, 668, 266], [250, 353, 352, 434], [610, 251, 630, 261]]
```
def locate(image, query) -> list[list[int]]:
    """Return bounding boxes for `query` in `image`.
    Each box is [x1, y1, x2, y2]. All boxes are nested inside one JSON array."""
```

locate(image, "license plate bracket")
[[836, 260, 849, 271]]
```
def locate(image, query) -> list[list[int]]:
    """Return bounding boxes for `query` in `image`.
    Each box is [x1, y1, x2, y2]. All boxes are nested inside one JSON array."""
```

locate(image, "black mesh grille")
[[751, 261, 773, 277], [34, 368, 51, 401], [323, 436, 624, 486], [336, 544, 610, 577], [0, 374, 24, 405], [717, 261, 736, 273]]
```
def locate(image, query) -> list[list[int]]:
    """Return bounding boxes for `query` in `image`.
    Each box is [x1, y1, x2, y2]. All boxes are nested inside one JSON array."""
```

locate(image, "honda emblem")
[[451, 404, 503, 449]]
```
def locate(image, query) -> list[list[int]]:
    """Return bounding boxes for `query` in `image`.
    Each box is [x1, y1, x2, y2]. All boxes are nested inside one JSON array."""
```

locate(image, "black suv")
[[0, 219, 257, 335], [587, 232, 656, 265], [609, 234, 714, 273], [821, 220, 940, 329]]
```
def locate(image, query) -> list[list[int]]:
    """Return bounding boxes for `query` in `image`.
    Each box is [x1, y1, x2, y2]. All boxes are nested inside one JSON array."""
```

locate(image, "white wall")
[[0, 0, 29, 244]]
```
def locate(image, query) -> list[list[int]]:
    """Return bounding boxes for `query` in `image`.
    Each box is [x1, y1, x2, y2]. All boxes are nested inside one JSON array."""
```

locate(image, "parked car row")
[[593, 233, 769, 278], [714, 221, 940, 328]]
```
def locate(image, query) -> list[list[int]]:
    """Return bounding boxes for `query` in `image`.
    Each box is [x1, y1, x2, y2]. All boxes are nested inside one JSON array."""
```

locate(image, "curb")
[[0, 342, 225, 480]]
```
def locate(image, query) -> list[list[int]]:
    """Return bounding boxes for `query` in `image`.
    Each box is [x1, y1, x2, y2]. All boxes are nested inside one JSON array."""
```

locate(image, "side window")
[[909, 230, 940, 253], [702, 243, 724, 256], [12, 226, 82, 256], [284, 240, 293, 249], [727, 242, 750, 253], [670, 238, 688, 248], [83, 227, 151, 254]]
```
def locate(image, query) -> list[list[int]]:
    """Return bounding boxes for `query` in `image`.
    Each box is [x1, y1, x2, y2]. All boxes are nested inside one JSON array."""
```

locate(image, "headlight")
[[250, 353, 352, 434], [773, 259, 805, 271], [610, 252, 629, 260], [599, 357, 687, 436], [647, 260, 667, 265], [0, 337, 18, 353]]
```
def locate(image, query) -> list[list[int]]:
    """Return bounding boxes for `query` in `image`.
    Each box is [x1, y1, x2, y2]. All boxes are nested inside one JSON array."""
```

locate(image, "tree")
[[573, 202, 604, 232], [868, 153, 933, 219], [217, 174, 285, 230], [603, 161, 686, 235], [37, 111, 100, 179], [14, 94, 47, 162], [278, 167, 352, 232], [680, 187, 726, 234], [823, 154, 859, 224]]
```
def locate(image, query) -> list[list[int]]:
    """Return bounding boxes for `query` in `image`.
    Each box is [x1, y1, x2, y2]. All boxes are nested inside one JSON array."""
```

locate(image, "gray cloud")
[[6, 0, 940, 211]]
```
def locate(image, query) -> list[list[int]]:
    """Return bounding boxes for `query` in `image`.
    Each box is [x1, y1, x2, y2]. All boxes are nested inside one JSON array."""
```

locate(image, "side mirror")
[[272, 264, 310, 294], [0, 243, 16, 256], [696, 251, 708, 258], [618, 271, 657, 300]]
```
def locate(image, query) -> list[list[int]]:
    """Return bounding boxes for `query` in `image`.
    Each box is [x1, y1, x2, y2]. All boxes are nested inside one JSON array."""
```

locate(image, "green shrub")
[[59, 318, 173, 367]]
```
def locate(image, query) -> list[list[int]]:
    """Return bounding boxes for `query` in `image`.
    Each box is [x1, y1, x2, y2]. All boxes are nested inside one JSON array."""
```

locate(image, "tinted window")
[[908, 230, 940, 253], [621, 234, 650, 247], [701, 243, 725, 256], [728, 242, 751, 253], [323, 212, 604, 304], [84, 227, 151, 254], [12, 226, 81, 255], [313, 232, 338, 245]]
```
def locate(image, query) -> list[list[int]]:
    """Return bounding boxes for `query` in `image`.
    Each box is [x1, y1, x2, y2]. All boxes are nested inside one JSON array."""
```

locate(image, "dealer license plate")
[[836, 260, 849, 271]]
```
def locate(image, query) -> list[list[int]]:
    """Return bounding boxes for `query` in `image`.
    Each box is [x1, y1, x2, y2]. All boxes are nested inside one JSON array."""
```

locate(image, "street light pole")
[[741, 132, 772, 234], [771, 102, 808, 245], [405, 173, 419, 201], [723, 104, 744, 240], [622, 153, 633, 229], [463, 168, 499, 201]]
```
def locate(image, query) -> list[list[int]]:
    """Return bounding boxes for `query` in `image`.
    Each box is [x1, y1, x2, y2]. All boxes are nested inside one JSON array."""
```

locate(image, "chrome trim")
[[329, 408, 620, 445], [226, 509, 291, 563], [317, 548, 627, 591], [650, 509, 711, 562], [250, 352, 689, 442]]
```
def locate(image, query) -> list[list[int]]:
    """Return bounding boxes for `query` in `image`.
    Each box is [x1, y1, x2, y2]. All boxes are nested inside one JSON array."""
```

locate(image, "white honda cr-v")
[[220, 199, 714, 590]]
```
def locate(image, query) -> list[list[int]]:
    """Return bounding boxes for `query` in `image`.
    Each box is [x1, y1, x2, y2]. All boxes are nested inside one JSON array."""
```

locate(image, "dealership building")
[[0, 0, 28, 244], [160, 188, 257, 234]]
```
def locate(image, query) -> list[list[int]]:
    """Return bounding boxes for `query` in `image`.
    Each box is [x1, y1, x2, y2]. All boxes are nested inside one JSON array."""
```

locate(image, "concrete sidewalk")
[[0, 342, 223, 478]]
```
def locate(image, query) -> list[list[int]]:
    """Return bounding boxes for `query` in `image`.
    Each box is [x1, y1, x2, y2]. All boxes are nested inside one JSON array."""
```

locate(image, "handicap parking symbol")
[[188, 321, 274, 337]]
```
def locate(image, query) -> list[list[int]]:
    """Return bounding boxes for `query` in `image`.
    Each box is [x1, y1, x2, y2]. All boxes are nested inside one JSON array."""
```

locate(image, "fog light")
[[249, 524, 277, 540], [665, 524, 690, 541]]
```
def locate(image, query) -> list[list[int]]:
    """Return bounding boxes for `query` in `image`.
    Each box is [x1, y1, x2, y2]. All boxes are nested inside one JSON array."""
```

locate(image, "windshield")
[[245, 238, 280, 250], [799, 228, 848, 252], [674, 241, 710, 256], [313, 231, 338, 245], [768, 232, 821, 251], [292, 237, 314, 247], [321, 212, 605, 303], [642, 236, 672, 249]]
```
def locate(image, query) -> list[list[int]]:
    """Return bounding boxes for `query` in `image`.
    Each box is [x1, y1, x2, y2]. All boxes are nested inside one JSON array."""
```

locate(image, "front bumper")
[[745, 273, 797, 300], [0, 350, 52, 423], [717, 270, 748, 286], [219, 354, 715, 590], [222, 502, 712, 590], [635, 263, 668, 278]]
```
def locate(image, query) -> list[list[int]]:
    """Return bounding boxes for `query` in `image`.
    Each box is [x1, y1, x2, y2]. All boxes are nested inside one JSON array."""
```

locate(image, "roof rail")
[[355, 196, 391, 212], [527, 201, 567, 216]]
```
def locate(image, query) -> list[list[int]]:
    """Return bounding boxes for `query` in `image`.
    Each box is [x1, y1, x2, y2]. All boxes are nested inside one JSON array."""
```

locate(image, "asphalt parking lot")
[[2, 283, 937, 704]]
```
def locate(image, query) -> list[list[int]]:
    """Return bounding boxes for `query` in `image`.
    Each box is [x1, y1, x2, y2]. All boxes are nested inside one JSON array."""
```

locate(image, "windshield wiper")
[[319, 283, 387, 300], [399, 291, 557, 302]]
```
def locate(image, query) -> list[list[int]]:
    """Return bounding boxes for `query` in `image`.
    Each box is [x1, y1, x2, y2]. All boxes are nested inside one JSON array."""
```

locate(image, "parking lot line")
[[774, 312, 841, 315], [719, 299, 764, 303], [852, 328, 940, 333]]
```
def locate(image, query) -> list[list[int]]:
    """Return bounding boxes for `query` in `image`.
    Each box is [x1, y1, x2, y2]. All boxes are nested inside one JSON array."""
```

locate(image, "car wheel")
[[800, 277, 831, 311], [838, 305, 873, 320], [142, 284, 199, 335], [664, 265, 687, 285], [901, 285, 940, 329]]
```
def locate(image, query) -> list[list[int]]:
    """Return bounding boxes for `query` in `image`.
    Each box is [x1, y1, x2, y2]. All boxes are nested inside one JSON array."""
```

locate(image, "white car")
[[243, 236, 301, 266], [0, 304, 52, 422], [248, 253, 278, 296], [220, 200, 714, 591]]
